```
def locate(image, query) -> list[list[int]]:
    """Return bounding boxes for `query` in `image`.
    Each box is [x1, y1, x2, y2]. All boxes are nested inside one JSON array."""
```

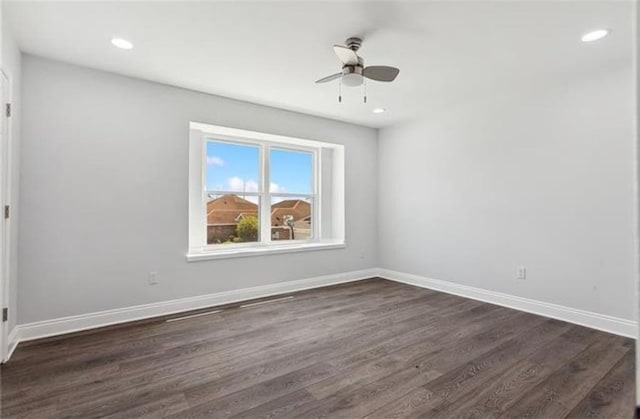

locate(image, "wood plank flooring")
[[0, 278, 635, 418]]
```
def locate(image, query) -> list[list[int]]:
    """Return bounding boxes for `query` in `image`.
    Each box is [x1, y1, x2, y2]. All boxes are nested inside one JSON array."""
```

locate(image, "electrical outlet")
[[517, 266, 526, 280], [149, 271, 159, 285]]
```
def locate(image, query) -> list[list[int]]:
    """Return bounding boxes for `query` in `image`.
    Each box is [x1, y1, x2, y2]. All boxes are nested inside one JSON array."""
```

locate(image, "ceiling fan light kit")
[[316, 37, 399, 104], [342, 65, 364, 87]]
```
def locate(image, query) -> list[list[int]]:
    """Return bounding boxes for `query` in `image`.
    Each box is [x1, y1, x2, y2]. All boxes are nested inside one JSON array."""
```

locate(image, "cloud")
[[228, 176, 259, 193], [206, 156, 225, 167], [270, 182, 287, 193], [225, 177, 288, 194]]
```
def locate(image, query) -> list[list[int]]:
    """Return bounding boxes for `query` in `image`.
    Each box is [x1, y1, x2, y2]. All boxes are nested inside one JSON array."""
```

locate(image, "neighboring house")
[[206, 194, 311, 243], [206, 194, 258, 225], [270, 199, 311, 226], [271, 199, 312, 240], [206, 194, 258, 243]]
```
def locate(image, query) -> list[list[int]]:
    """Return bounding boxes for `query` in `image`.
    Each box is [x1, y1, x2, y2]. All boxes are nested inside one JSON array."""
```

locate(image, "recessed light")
[[581, 29, 609, 43], [372, 108, 386, 114], [111, 38, 133, 50]]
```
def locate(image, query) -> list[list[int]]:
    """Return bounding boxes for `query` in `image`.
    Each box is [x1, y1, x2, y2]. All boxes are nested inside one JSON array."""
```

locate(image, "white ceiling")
[[5, 1, 633, 128]]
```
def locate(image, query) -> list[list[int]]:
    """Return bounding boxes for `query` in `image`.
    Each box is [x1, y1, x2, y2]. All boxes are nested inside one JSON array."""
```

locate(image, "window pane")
[[271, 197, 312, 241], [206, 140, 260, 194], [205, 140, 260, 245], [207, 194, 260, 245], [269, 148, 313, 194]]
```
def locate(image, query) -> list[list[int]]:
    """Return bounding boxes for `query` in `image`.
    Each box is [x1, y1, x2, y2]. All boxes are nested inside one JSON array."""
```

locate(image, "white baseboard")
[[379, 268, 637, 339], [10, 268, 378, 355], [6, 327, 19, 361], [6, 267, 636, 362]]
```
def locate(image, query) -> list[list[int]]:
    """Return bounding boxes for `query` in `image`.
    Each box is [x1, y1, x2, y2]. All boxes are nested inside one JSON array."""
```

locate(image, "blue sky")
[[206, 141, 312, 195]]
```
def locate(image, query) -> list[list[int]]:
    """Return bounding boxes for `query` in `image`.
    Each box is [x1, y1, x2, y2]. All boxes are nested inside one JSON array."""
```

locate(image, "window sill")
[[186, 241, 346, 262]]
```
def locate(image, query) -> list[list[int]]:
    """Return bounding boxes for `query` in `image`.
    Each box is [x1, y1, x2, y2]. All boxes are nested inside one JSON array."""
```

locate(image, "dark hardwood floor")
[[0, 278, 635, 418]]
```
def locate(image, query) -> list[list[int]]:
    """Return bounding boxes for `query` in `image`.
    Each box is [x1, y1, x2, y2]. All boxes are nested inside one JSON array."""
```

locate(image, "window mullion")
[[260, 145, 271, 244], [313, 149, 320, 242]]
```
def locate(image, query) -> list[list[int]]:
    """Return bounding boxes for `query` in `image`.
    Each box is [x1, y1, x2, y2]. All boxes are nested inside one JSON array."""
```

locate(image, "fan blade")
[[315, 73, 342, 84], [363, 66, 400, 82], [333, 45, 358, 65]]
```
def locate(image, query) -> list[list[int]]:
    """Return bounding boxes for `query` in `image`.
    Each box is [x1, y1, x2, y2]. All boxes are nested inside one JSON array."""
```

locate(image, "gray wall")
[[2, 15, 21, 335], [378, 64, 637, 321], [20, 55, 378, 324], [17, 52, 639, 329]]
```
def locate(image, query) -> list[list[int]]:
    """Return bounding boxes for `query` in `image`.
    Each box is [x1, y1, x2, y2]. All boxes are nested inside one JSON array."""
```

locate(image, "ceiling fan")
[[315, 37, 400, 87]]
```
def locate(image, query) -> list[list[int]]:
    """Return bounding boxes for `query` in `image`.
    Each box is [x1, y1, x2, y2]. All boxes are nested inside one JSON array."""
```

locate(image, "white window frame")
[[188, 122, 345, 261]]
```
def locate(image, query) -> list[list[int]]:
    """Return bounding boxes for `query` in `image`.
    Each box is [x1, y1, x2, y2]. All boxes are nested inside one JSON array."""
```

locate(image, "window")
[[205, 141, 262, 245], [269, 148, 314, 242], [188, 122, 345, 260]]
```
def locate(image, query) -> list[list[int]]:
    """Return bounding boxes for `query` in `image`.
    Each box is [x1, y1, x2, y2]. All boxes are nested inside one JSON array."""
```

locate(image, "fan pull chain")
[[363, 78, 367, 103], [338, 78, 342, 103]]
